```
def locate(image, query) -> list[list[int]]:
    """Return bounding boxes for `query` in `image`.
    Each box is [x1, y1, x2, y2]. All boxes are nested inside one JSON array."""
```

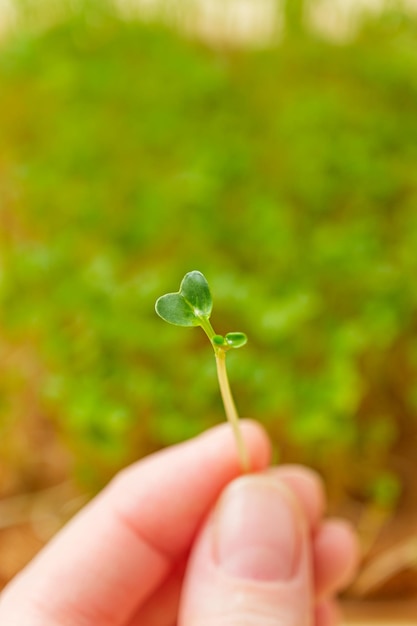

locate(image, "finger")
[[268, 465, 325, 530], [179, 475, 312, 626], [1, 420, 271, 626], [313, 519, 360, 599]]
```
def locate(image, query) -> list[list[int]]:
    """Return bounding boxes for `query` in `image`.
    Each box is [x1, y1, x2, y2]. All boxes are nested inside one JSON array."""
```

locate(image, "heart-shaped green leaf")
[[155, 271, 213, 327], [225, 332, 247, 349]]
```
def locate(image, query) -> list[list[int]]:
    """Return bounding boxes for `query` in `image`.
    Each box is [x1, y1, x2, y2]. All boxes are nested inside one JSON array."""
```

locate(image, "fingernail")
[[214, 477, 301, 581]]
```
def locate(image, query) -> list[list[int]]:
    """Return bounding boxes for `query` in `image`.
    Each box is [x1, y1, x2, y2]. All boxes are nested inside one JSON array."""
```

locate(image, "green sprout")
[[155, 270, 250, 472]]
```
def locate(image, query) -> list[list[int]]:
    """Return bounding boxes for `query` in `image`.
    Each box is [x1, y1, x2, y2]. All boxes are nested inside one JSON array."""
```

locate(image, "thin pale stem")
[[198, 316, 250, 473], [215, 349, 250, 473]]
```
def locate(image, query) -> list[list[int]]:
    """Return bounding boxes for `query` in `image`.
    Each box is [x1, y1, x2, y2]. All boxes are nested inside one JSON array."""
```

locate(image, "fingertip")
[[267, 464, 326, 530], [240, 419, 273, 471], [197, 419, 272, 472], [330, 519, 361, 582], [314, 519, 360, 598]]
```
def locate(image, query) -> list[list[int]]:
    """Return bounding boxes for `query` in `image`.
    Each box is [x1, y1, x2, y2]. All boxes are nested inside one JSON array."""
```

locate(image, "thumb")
[[179, 475, 313, 626]]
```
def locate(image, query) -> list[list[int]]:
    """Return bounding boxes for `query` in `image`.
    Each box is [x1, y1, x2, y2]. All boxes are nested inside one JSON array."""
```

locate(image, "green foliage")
[[1, 2, 417, 501]]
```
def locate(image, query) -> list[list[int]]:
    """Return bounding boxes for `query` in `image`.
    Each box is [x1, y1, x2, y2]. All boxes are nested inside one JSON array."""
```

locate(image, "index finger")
[[1, 420, 270, 626]]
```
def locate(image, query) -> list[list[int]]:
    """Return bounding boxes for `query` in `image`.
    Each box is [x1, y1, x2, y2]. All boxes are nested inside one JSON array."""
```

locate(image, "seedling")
[[155, 270, 250, 472]]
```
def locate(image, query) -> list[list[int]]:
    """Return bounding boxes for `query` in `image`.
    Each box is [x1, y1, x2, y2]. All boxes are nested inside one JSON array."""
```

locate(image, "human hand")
[[0, 420, 358, 625]]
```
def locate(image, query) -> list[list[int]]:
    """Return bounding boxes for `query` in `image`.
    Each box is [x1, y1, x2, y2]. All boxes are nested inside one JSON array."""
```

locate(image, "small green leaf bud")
[[225, 332, 247, 349]]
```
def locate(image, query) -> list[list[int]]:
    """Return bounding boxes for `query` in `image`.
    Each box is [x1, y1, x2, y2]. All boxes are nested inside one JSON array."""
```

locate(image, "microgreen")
[[155, 270, 250, 472]]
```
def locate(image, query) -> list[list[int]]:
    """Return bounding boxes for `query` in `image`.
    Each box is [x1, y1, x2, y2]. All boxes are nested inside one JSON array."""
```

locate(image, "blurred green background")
[[1, 0, 417, 524]]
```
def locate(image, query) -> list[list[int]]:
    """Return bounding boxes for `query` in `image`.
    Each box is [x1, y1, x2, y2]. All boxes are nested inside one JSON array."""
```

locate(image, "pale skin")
[[0, 420, 359, 626]]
